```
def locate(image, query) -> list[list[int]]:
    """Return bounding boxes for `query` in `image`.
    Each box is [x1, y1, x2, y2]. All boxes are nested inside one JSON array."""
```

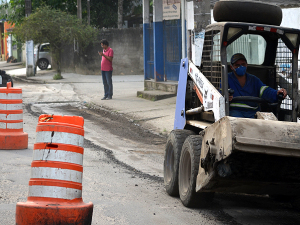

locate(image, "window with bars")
[[201, 30, 222, 91], [163, 20, 181, 63], [275, 39, 293, 120]]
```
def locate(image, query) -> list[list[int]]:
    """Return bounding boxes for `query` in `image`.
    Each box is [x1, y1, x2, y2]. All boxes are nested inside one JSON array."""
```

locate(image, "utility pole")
[[77, 0, 82, 20], [75, 0, 82, 53], [87, 0, 90, 25], [25, 0, 34, 76], [118, 0, 124, 28]]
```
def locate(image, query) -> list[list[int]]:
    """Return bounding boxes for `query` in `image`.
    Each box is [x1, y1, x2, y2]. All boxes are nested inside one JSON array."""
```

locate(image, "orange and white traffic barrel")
[[0, 82, 28, 149], [16, 114, 93, 225]]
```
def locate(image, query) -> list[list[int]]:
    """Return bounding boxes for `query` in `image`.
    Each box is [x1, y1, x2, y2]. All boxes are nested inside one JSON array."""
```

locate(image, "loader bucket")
[[196, 116, 300, 196]]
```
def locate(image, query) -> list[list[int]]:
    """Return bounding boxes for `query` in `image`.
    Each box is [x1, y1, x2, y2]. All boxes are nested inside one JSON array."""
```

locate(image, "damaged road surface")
[[0, 80, 300, 225]]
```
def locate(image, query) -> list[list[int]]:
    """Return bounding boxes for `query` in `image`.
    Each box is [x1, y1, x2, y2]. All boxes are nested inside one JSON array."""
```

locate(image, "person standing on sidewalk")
[[99, 39, 114, 100]]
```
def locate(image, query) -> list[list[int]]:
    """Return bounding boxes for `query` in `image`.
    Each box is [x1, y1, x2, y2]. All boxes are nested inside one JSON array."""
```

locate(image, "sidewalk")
[[0, 60, 23, 71], [3, 63, 176, 136]]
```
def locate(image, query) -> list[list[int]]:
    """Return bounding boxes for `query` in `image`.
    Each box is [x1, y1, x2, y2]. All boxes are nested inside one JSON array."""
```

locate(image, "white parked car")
[[34, 43, 51, 70]]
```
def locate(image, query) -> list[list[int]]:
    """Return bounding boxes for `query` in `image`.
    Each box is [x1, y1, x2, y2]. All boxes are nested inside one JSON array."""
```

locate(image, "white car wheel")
[[38, 59, 49, 70]]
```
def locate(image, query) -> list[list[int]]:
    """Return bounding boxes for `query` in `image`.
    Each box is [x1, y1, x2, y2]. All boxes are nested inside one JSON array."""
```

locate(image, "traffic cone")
[[16, 114, 93, 225], [0, 82, 28, 149]]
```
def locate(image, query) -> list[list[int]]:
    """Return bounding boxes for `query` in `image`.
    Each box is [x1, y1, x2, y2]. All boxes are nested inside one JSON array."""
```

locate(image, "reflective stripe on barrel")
[[35, 131, 84, 146], [0, 113, 23, 120], [0, 93, 22, 99], [32, 152, 83, 165], [0, 101, 23, 110], [28, 186, 82, 200]]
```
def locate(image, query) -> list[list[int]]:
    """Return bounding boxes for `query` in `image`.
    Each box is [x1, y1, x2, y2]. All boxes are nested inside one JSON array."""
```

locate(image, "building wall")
[[59, 27, 144, 75], [3, 22, 9, 60], [3, 22, 14, 60], [21, 44, 26, 63]]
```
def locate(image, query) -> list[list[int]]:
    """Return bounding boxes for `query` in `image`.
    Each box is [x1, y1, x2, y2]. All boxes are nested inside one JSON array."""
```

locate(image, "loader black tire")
[[291, 197, 300, 210], [269, 194, 294, 203], [213, 0, 282, 26], [178, 135, 214, 208], [164, 129, 195, 196]]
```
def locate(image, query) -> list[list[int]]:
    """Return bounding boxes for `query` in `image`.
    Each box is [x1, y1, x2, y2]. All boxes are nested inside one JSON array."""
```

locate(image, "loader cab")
[[200, 22, 300, 122]]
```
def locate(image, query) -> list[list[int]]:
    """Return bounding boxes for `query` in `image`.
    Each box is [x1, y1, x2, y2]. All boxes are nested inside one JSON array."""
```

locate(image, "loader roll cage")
[[200, 22, 300, 122]]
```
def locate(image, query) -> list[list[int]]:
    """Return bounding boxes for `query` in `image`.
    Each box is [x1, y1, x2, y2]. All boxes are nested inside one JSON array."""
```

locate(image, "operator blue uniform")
[[228, 72, 278, 118]]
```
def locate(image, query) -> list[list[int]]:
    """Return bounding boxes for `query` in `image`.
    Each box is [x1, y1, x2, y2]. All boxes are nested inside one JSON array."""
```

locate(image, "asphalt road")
[[1, 75, 300, 224]]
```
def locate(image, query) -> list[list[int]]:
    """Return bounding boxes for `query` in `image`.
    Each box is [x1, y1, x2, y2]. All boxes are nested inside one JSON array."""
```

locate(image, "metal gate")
[[145, 24, 154, 80], [202, 30, 222, 91], [275, 39, 294, 121], [163, 19, 182, 81]]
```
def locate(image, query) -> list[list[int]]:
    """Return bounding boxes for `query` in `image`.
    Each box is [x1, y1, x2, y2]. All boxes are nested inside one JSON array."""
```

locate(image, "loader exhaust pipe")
[[186, 106, 204, 115]]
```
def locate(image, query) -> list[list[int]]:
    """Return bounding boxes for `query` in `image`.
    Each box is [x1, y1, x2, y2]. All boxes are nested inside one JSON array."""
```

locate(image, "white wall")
[[281, 8, 300, 29], [281, 8, 300, 65]]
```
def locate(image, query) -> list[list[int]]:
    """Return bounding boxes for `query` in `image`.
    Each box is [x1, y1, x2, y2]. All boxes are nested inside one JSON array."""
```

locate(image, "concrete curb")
[[12, 76, 46, 84]]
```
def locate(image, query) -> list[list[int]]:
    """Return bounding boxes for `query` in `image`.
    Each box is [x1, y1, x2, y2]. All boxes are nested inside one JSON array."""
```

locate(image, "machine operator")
[[228, 53, 287, 118]]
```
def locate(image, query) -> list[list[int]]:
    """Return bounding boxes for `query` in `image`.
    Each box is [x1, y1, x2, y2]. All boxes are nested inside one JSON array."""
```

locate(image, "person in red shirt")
[[99, 39, 114, 100]]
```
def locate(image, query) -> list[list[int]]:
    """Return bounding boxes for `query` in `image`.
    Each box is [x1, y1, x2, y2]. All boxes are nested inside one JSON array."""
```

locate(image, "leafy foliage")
[[84, 0, 139, 28], [0, 0, 141, 28], [53, 73, 63, 80], [0, 0, 78, 25], [13, 5, 98, 75]]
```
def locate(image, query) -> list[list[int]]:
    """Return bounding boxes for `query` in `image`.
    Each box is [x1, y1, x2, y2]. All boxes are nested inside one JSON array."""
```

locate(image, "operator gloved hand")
[[277, 88, 287, 99], [228, 88, 234, 102]]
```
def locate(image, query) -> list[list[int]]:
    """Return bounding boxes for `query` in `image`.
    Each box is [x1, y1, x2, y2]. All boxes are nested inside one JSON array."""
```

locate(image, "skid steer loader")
[[164, 1, 300, 209]]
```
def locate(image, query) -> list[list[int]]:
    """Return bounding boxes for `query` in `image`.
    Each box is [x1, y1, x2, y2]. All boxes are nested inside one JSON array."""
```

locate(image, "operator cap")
[[231, 53, 247, 65]]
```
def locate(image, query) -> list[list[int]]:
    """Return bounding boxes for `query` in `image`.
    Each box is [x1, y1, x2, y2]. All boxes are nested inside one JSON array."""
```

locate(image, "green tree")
[[13, 5, 97, 77], [0, 0, 141, 28], [0, 0, 78, 25]]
